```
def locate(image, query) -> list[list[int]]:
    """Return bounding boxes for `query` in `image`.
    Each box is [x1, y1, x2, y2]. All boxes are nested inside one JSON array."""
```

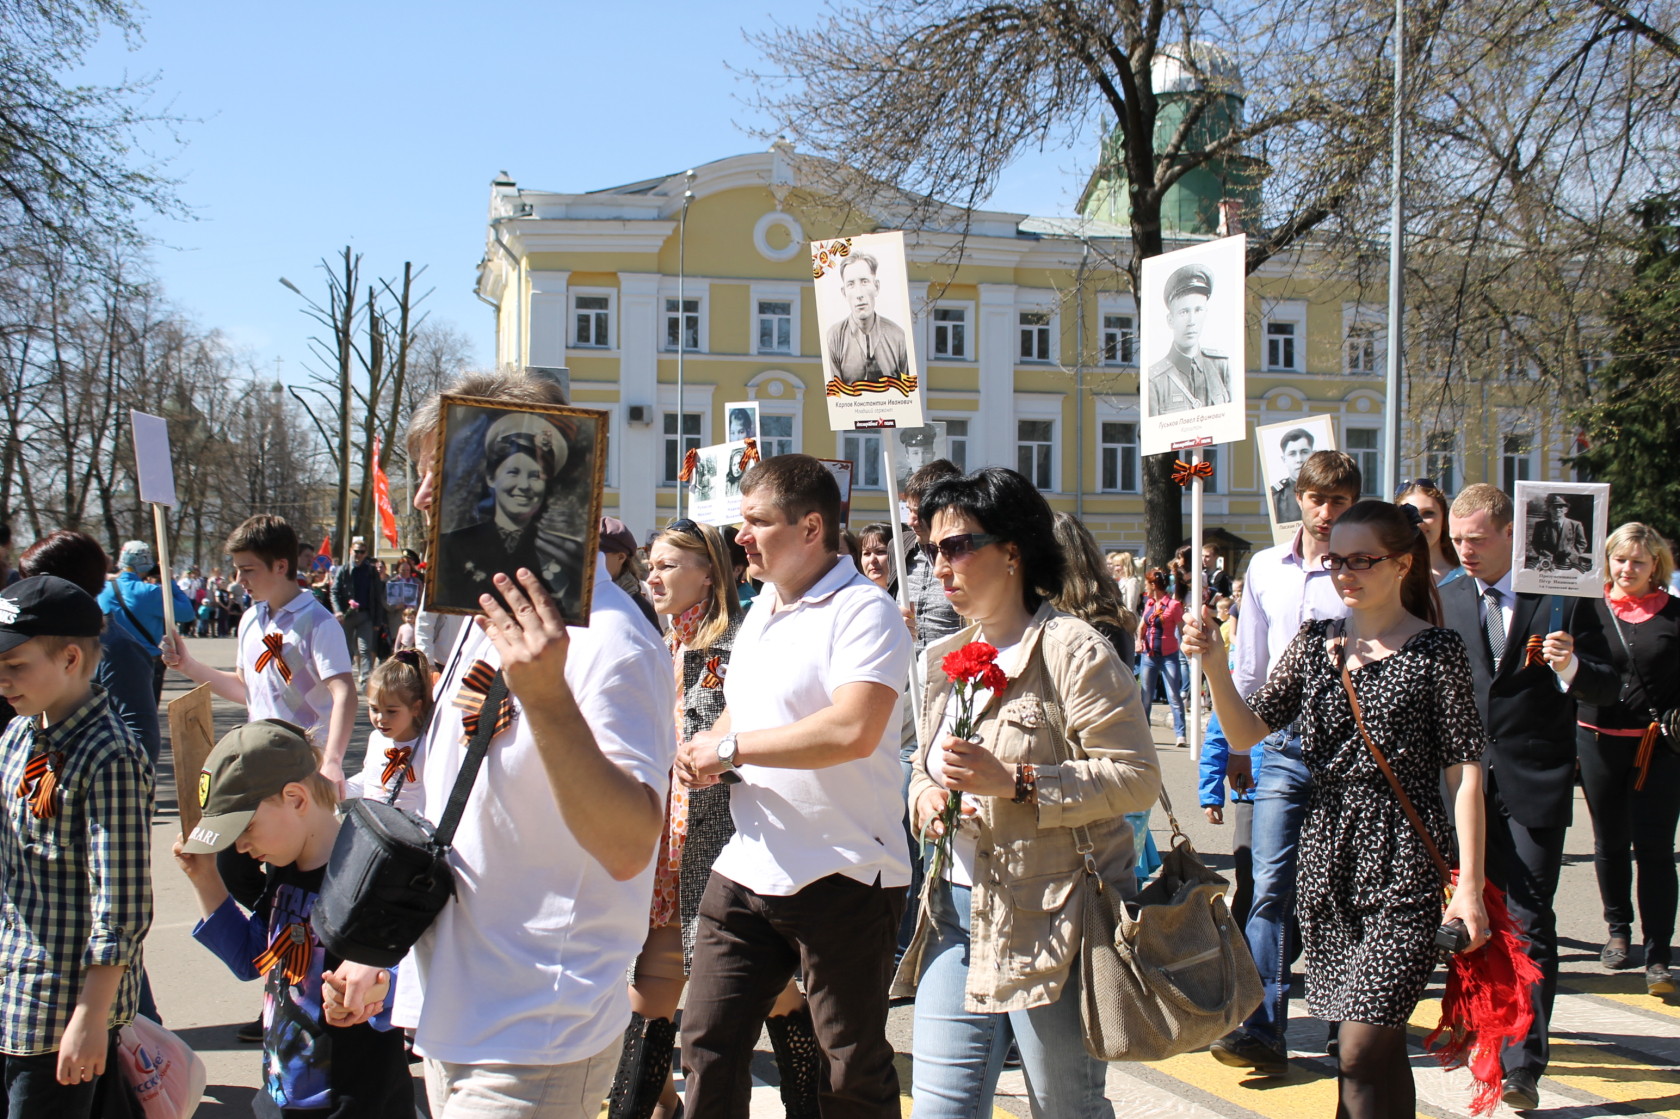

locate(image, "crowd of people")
[[0, 364, 1674, 1119]]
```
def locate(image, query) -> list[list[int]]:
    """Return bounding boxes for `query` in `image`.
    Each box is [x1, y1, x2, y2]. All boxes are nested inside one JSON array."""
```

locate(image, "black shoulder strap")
[[1606, 608, 1666, 730], [113, 582, 159, 647], [431, 671, 508, 850]]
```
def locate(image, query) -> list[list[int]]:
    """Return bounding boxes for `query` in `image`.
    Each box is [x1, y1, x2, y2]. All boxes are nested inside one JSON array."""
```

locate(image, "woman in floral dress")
[[607, 519, 819, 1119], [1185, 500, 1491, 1119]]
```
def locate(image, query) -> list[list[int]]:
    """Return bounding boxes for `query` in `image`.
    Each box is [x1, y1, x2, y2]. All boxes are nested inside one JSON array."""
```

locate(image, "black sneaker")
[[1209, 1031, 1288, 1077], [236, 1014, 263, 1043], [1501, 1068, 1540, 1111], [1649, 962, 1675, 995]]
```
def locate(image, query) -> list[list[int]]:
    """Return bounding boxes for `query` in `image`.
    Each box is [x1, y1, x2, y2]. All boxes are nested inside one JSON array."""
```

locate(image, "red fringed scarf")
[[452, 660, 514, 742], [1424, 874, 1543, 1115]]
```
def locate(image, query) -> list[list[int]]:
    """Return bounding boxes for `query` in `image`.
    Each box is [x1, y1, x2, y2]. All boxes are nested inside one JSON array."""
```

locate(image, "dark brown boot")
[[608, 1012, 679, 1119]]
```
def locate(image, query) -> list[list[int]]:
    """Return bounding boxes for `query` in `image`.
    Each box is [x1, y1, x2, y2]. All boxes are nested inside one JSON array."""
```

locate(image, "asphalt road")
[[142, 638, 1674, 1118]]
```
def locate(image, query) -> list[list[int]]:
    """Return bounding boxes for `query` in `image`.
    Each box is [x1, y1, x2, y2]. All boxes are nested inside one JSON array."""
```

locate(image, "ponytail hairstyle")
[[1333, 500, 1441, 625], [369, 649, 435, 738]]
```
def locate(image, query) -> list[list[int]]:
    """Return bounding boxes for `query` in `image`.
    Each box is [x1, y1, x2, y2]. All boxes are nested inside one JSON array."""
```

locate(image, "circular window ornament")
[[1355, 397, 1371, 413], [1276, 395, 1294, 411], [766, 380, 786, 397], [753, 212, 805, 263]]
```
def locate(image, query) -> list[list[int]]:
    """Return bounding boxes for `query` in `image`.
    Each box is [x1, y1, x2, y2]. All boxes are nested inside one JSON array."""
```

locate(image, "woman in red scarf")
[[1577, 523, 1680, 994]]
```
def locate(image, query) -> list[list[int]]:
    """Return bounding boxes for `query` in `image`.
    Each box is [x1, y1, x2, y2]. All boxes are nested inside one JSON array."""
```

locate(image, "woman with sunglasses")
[[1396, 479, 1465, 586], [609, 519, 820, 1119], [1136, 568, 1188, 747], [1183, 500, 1489, 1119], [892, 467, 1160, 1119]]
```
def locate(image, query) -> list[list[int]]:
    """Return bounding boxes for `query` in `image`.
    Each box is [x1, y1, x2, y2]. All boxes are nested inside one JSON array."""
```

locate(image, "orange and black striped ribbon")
[[253, 923, 313, 985], [452, 660, 514, 742], [1172, 459, 1215, 487], [1523, 634, 1545, 667], [678, 448, 699, 483], [1635, 722, 1661, 792], [381, 745, 415, 787], [700, 656, 724, 689], [739, 438, 760, 469], [15, 749, 62, 820], [825, 374, 919, 398], [253, 632, 293, 684]]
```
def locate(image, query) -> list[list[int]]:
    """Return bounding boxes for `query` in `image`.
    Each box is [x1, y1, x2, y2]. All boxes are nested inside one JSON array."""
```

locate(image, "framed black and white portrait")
[[1139, 235, 1247, 456], [424, 395, 607, 624], [891, 423, 947, 495], [1512, 480, 1609, 596], [812, 230, 926, 432], [1256, 415, 1337, 546], [689, 440, 754, 527], [724, 400, 760, 443]]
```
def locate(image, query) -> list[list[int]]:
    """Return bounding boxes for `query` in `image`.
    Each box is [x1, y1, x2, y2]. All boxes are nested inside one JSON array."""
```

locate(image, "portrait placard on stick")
[[688, 440, 756, 528], [812, 231, 925, 433], [723, 401, 760, 443], [890, 423, 947, 496], [131, 410, 179, 636], [1139, 236, 1247, 457], [816, 458, 855, 527], [423, 395, 606, 623], [1257, 415, 1338, 546], [1512, 481, 1610, 597]]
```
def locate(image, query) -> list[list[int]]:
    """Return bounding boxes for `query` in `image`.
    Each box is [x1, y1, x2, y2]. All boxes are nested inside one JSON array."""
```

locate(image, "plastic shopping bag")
[[115, 1016, 207, 1119]]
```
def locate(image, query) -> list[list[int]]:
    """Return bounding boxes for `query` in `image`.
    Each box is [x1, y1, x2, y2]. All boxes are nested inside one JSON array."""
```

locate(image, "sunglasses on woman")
[[667, 518, 705, 539], [923, 533, 1003, 563], [1320, 552, 1403, 571], [1393, 477, 1438, 496]]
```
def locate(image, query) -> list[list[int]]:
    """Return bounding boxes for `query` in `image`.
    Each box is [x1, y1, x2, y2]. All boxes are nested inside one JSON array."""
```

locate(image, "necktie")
[[1485, 587, 1507, 671]]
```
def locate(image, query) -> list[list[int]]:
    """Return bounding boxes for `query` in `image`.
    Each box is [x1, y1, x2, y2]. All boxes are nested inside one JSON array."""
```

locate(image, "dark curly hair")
[[917, 467, 1066, 612]]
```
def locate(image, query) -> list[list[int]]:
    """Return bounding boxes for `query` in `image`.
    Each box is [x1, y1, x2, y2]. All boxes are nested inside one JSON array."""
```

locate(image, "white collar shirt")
[[237, 592, 353, 740], [1472, 567, 1575, 687], [1231, 529, 1350, 698], [711, 555, 913, 896], [393, 556, 676, 1066]]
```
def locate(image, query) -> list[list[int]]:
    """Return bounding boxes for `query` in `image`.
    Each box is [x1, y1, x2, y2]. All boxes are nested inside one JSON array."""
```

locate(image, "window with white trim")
[[662, 412, 702, 485], [1266, 320, 1297, 370], [1345, 326, 1377, 375], [757, 300, 793, 353], [1346, 427, 1380, 494], [842, 432, 883, 489], [573, 294, 612, 348], [933, 307, 968, 359], [760, 414, 795, 458], [1019, 312, 1052, 362], [942, 418, 969, 472], [1017, 419, 1054, 489], [664, 298, 699, 351], [1100, 421, 1139, 492], [1101, 314, 1136, 365], [1425, 433, 1456, 495], [1501, 433, 1533, 495], [1204, 446, 1221, 494]]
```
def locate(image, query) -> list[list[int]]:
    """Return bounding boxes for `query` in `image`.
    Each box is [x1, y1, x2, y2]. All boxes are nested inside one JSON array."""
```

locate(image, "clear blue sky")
[[80, 1, 1094, 382]]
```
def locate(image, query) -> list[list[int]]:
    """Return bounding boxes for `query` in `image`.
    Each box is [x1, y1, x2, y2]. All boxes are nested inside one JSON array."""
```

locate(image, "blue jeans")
[[1140, 653, 1186, 739], [911, 881, 1108, 1119], [1241, 729, 1313, 1048]]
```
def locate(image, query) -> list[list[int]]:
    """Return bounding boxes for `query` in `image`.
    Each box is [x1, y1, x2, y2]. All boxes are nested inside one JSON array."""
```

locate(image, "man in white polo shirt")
[[677, 453, 912, 1119]]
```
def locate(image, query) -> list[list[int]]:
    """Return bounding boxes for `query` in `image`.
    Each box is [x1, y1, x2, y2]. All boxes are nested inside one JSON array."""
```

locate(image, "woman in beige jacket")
[[891, 467, 1160, 1119]]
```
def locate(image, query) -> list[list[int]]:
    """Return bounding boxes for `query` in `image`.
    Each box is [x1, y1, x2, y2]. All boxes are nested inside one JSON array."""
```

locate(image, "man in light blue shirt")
[[98, 540, 194, 702]]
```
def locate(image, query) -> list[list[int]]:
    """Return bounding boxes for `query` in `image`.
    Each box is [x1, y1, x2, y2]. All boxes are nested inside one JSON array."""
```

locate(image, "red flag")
[[318, 533, 331, 563], [373, 436, 399, 550]]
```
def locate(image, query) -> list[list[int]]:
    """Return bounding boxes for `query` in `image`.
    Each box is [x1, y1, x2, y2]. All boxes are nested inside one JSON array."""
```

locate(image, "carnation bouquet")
[[925, 640, 1007, 883]]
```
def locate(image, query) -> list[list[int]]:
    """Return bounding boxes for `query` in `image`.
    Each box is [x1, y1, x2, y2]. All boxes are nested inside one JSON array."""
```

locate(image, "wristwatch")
[[716, 734, 744, 785]]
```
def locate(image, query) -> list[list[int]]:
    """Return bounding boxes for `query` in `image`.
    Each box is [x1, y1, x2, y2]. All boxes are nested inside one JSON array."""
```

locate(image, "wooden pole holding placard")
[[881, 435, 924, 719], [152, 504, 175, 638], [1189, 446, 1205, 761]]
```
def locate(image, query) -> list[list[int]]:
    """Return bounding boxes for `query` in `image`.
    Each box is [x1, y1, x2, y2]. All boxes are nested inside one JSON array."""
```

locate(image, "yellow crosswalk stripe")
[[1559, 974, 1680, 1021], [1131, 1050, 1345, 1119]]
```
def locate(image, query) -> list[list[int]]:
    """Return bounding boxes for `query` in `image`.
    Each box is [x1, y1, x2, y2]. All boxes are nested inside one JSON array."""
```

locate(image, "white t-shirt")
[[237, 592, 353, 742], [712, 556, 913, 897], [344, 729, 424, 815], [926, 640, 1021, 888], [392, 558, 675, 1066]]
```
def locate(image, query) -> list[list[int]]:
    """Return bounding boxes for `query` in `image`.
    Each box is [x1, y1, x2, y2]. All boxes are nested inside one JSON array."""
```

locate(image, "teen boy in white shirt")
[[677, 453, 912, 1119]]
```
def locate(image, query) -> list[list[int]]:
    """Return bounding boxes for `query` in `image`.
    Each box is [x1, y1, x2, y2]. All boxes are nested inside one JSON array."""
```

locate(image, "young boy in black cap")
[[0, 575, 153, 1118], [172, 719, 411, 1118]]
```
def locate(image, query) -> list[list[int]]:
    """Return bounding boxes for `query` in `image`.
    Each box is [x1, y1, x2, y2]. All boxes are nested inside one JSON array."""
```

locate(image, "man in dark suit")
[[1442, 484, 1619, 1111]]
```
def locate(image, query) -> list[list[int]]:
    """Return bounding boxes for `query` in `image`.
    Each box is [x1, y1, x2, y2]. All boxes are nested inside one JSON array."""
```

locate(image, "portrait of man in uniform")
[[1147, 263, 1233, 416], [825, 253, 909, 386], [1528, 493, 1592, 569], [1270, 427, 1314, 524]]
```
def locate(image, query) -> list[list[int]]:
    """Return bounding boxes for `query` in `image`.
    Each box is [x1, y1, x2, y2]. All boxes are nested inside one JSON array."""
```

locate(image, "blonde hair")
[[269, 745, 340, 813], [653, 522, 741, 650], [368, 651, 435, 737], [1604, 522, 1675, 591], [1107, 551, 1137, 580], [1450, 483, 1514, 528]]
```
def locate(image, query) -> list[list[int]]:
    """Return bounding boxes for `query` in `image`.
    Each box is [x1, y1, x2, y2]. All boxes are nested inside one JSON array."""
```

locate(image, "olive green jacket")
[[890, 603, 1161, 1013]]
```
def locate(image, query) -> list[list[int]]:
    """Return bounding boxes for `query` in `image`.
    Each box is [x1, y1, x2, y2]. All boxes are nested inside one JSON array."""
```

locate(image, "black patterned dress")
[[1245, 620, 1485, 1027]]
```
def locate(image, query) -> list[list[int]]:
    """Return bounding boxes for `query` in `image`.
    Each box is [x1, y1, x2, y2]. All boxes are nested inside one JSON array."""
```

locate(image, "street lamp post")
[[676, 170, 695, 522], [1383, 0, 1405, 498]]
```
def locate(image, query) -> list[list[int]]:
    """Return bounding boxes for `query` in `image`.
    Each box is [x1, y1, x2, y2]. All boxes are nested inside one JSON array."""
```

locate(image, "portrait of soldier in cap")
[[893, 423, 947, 492], [1270, 426, 1315, 524], [1526, 492, 1592, 570], [825, 253, 910, 386], [1147, 263, 1233, 416]]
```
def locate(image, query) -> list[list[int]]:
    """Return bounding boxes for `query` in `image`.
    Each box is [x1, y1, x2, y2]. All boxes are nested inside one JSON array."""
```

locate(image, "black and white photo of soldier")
[[1147, 263, 1233, 416], [1271, 426, 1315, 524], [1526, 492, 1594, 571], [825, 253, 909, 386]]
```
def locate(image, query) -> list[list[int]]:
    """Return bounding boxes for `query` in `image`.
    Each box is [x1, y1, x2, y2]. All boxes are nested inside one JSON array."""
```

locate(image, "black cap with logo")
[[0, 576, 104, 656], [183, 720, 319, 853]]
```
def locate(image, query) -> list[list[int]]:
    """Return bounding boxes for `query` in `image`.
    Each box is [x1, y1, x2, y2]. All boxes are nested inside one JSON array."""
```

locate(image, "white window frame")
[[931, 414, 972, 473], [1342, 304, 1383, 376], [1013, 393, 1064, 491], [570, 288, 616, 350], [1423, 431, 1458, 496], [1098, 295, 1139, 367], [1343, 425, 1382, 495], [1016, 297, 1058, 364], [751, 284, 801, 356], [1500, 430, 1536, 495], [656, 384, 715, 489], [1098, 417, 1141, 493], [841, 431, 887, 490], [930, 301, 974, 361], [1263, 300, 1307, 371], [745, 370, 805, 458], [659, 280, 708, 354]]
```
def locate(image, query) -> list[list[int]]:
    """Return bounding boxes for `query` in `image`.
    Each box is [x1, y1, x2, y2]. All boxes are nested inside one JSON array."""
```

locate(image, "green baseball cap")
[[183, 720, 318, 853]]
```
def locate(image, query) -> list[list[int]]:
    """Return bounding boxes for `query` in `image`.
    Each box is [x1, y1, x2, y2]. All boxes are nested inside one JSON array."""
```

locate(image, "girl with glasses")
[[1184, 500, 1489, 1119]]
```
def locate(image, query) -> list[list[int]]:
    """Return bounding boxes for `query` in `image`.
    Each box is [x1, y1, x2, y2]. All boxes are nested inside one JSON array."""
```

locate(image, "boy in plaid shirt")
[[0, 576, 154, 1117]]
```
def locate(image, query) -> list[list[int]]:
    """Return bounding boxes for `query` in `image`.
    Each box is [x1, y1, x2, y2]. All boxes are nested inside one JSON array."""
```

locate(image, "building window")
[[1203, 446, 1221, 494], [1100, 421, 1139, 492], [933, 307, 967, 359], [1266, 321, 1297, 370], [574, 295, 611, 348], [1425, 432, 1456, 495], [1346, 428, 1380, 494], [842, 432, 883, 489], [760, 414, 795, 458], [664, 298, 699, 351], [942, 419, 969, 472], [662, 412, 702, 485], [1346, 326, 1377, 375], [757, 300, 792, 353], [1017, 419, 1054, 489], [1101, 314, 1135, 365], [1501, 433, 1533, 495], [1019, 312, 1051, 362]]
